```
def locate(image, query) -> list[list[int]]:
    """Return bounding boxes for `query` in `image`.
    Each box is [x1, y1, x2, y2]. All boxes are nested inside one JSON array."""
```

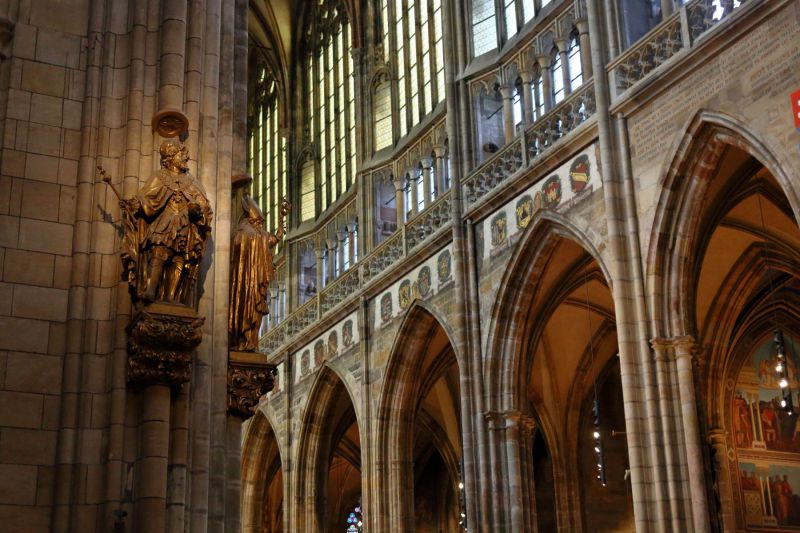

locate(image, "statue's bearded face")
[[173, 146, 189, 172]]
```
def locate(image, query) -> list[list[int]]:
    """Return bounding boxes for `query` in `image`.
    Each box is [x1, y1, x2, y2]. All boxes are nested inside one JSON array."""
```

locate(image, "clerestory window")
[[302, 0, 356, 221], [247, 64, 286, 234], [375, 0, 446, 150]]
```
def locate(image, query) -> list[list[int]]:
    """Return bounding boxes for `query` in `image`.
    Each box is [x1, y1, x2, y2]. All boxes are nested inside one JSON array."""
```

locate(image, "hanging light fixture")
[[583, 266, 607, 487], [757, 193, 795, 415], [458, 463, 468, 531], [774, 329, 793, 415]]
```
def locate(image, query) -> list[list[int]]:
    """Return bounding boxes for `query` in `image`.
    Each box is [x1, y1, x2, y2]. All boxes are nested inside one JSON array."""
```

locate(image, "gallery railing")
[[608, 0, 749, 99], [462, 79, 596, 210], [405, 190, 453, 251]]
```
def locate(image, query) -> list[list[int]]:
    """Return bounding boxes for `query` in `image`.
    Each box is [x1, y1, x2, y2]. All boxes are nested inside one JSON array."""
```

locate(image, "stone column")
[[519, 70, 535, 126], [346, 222, 358, 264], [555, 39, 571, 98], [420, 157, 434, 207], [661, 0, 674, 19], [409, 170, 420, 217], [503, 412, 525, 532], [137, 385, 171, 532], [315, 247, 325, 290], [126, 303, 203, 533], [520, 417, 537, 532], [603, 0, 620, 59], [432, 144, 447, 195], [499, 84, 515, 143], [674, 336, 710, 533], [326, 239, 337, 282], [651, 338, 684, 532], [337, 230, 347, 273], [393, 175, 406, 225], [576, 19, 593, 80], [708, 428, 736, 533], [536, 55, 553, 111]]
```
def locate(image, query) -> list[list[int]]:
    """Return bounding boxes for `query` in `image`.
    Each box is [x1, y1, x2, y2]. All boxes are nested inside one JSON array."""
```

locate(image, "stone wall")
[[0, 1, 88, 529]]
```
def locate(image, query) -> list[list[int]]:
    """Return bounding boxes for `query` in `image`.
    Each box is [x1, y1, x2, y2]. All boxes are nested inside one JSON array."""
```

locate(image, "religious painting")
[[437, 249, 452, 284], [399, 279, 413, 310], [733, 335, 800, 530], [301, 350, 310, 377], [380, 293, 393, 324], [541, 175, 562, 208], [569, 154, 591, 193], [491, 212, 507, 247], [516, 194, 533, 230], [342, 319, 354, 348], [314, 339, 326, 366], [417, 266, 432, 298], [328, 330, 338, 358]]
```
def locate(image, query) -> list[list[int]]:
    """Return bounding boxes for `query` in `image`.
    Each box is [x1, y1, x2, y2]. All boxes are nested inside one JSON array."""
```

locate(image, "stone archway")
[[241, 410, 286, 533], [374, 301, 463, 532], [292, 365, 363, 532], [647, 112, 800, 532], [485, 214, 632, 532]]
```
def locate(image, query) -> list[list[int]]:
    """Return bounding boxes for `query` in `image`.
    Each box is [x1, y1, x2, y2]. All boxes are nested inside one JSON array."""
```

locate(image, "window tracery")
[[375, 0, 446, 149], [471, 0, 559, 56], [303, 0, 356, 220], [248, 62, 286, 234]]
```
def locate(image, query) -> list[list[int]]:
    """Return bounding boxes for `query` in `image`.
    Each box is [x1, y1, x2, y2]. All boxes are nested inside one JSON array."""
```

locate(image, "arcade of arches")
[[0, 0, 799, 532]]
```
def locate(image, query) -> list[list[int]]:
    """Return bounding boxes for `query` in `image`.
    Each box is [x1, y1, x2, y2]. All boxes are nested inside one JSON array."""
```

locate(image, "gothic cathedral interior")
[[0, 0, 799, 532]]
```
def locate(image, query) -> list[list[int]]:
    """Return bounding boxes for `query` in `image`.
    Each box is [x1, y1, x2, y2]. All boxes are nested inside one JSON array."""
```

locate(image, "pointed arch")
[[373, 300, 462, 531], [292, 363, 363, 532], [241, 410, 286, 533], [647, 110, 800, 339], [485, 210, 611, 412]]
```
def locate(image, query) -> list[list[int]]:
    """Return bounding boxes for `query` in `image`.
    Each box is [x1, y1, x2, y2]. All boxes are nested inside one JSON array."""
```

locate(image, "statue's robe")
[[121, 168, 212, 301], [229, 219, 278, 351]]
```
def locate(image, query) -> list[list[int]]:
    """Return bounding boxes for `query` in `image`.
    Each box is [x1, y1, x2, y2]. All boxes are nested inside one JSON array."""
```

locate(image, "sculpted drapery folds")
[[120, 140, 213, 305], [229, 195, 290, 351]]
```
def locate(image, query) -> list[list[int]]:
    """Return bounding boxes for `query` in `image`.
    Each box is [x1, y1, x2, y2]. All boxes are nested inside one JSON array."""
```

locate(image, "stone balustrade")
[[405, 190, 453, 251], [463, 79, 596, 210], [608, 0, 748, 99], [319, 265, 360, 314]]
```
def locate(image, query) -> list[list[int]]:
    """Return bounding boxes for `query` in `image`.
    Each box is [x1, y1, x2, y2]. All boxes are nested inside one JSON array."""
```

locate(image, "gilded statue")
[[229, 195, 290, 352], [116, 140, 213, 305]]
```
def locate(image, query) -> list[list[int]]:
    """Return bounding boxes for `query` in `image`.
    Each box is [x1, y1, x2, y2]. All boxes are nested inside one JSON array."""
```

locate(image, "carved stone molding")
[[227, 351, 277, 420], [127, 303, 204, 387]]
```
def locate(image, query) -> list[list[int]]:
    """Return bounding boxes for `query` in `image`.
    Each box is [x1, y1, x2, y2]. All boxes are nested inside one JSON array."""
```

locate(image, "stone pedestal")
[[127, 302, 205, 387], [227, 351, 277, 419]]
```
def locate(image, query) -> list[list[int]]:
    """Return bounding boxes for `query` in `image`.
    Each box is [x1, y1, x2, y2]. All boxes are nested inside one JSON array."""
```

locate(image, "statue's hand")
[[120, 197, 140, 213]]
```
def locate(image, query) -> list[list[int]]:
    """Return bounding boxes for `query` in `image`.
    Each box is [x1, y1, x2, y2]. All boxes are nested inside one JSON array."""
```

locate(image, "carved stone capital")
[[227, 351, 277, 420], [127, 303, 204, 387]]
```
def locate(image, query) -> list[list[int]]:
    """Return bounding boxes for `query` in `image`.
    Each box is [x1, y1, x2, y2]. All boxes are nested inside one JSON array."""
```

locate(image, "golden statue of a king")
[[119, 140, 213, 305], [229, 195, 289, 352]]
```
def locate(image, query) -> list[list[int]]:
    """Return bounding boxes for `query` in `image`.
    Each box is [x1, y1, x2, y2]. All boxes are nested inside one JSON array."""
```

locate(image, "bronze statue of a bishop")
[[120, 140, 213, 305], [229, 195, 289, 352]]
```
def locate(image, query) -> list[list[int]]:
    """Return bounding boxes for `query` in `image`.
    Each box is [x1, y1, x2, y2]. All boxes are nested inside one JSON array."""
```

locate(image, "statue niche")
[[229, 195, 289, 352], [119, 140, 213, 305]]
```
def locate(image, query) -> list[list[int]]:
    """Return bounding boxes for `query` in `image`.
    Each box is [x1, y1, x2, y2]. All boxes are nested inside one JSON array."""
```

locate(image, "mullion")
[[345, 22, 355, 189], [332, 28, 341, 200]]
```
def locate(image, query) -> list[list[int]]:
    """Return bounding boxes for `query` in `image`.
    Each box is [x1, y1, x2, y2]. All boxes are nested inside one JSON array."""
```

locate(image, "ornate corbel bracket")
[[127, 303, 204, 387], [227, 351, 277, 420]]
